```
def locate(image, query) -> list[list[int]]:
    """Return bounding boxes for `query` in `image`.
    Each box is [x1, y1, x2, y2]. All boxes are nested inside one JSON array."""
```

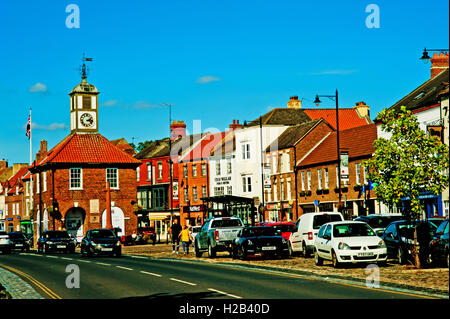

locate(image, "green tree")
[[363, 106, 449, 267]]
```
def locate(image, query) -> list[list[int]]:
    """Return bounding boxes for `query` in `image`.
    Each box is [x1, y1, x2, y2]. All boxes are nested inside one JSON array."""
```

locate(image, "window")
[[287, 179, 291, 201], [301, 172, 305, 191], [242, 176, 252, 193], [273, 178, 278, 201], [363, 166, 368, 185], [192, 164, 197, 177], [136, 167, 140, 182], [227, 186, 232, 195], [307, 171, 311, 191], [216, 162, 221, 176], [242, 143, 250, 160], [272, 154, 277, 173], [227, 160, 232, 174], [317, 169, 322, 190], [183, 165, 188, 178], [355, 163, 361, 185], [184, 187, 189, 202], [153, 188, 165, 208], [106, 168, 119, 189], [36, 174, 40, 194], [70, 168, 82, 189], [324, 168, 329, 189], [43, 172, 47, 192], [193, 187, 198, 202], [82, 96, 91, 109], [158, 162, 163, 179], [280, 180, 285, 200], [214, 186, 224, 196], [202, 186, 207, 198], [336, 166, 340, 187], [147, 163, 152, 182], [201, 163, 207, 176]]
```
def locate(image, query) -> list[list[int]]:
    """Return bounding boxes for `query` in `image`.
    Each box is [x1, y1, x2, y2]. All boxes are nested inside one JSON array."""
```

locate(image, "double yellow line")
[[0, 265, 62, 299]]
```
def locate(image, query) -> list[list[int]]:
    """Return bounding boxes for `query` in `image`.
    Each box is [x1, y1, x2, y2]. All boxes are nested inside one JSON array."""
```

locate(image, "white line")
[[140, 271, 162, 277], [46, 255, 59, 259], [78, 260, 91, 263], [61, 257, 73, 261], [208, 288, 242, 299], [96, 262, 111, 266], [130, 255, 148, 259], [170, 278, 197, 286], [116, 266, 133, 271]]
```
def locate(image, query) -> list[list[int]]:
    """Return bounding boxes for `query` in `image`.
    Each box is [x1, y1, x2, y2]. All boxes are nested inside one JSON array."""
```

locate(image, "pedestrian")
[[179, 225, 193, 255], [170, 219, 182, 254]]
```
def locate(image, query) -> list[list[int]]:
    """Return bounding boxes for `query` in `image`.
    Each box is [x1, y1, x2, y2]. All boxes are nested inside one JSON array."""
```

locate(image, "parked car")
[[289, 212, 343, 257], [427, 219, 449, 268], [314, 221, 387, 268], [258, 222, 296, 240], [231, 226, 289, 260], [37, 231, 76, 254], [426, 217, 446, 229], [80, 229, 122, 257], [0, 231, 11, 254], [7, 232, 30, 252], [194, 216, 244, 258], [354, 214, 403, 236], [190, 226, 202, 241], [380, 220, 438, 265]]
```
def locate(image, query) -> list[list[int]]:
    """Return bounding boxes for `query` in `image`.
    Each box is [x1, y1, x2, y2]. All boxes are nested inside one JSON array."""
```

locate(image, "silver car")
[[0, 231, 12, 254]]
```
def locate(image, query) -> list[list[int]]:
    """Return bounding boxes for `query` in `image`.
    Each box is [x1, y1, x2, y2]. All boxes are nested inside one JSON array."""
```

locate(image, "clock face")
[[80, 113, 94, 128]]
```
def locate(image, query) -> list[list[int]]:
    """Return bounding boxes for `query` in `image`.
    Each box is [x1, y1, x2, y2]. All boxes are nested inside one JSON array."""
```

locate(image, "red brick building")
[[178, 131, 226, 226], [29, 75, 141, 243], [296, 123, 378, 219]]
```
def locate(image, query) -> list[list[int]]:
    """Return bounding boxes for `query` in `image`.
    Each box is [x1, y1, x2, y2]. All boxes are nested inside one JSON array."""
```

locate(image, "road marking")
[[208, 288, 242, 299], [116, 266, 133, 271], [0, 265, 62, 299], [96, 262, 111, 266], [46, 256, 59, 259], [169, 278, 197, 286], [61, 257, 73, 261], [78, 260, 91, 263], [140, 271, 162, 277], [130, 255, 148, 259]]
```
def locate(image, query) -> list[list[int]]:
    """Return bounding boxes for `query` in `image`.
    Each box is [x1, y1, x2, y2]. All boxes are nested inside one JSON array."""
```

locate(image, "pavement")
[[0, 243, 448, 299]]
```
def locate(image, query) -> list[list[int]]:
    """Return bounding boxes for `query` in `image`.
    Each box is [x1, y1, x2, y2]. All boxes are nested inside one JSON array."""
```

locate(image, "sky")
[[0, 0, 448, 164]]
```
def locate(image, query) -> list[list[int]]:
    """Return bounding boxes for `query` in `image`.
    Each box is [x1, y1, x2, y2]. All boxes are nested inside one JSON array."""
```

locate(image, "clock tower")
[[69, 56, 99, 134]]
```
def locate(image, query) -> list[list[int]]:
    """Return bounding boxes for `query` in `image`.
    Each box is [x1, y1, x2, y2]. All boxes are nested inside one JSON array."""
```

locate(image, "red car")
[[258, 222, 296, 240]]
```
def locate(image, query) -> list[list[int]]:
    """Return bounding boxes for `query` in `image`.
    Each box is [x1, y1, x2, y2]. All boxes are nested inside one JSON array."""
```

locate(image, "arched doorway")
[[65, 207, 86, 243], [102, 206, 125, 237]]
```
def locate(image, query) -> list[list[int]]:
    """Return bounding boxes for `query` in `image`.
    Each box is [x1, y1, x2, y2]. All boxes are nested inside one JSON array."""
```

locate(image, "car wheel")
[[208, 243, 216, 258], [194, 241, 203, 258], [397, 247, 406, 265], [303, 242, 311, 258], [239, 247, 247, 261], [332, 250, 340, 268], [115, 249, 122, 258], [43, 244, 48, 254], [288, 242, 294, 257], [314, 250, 323, 266], [447, 253, 449, 269]]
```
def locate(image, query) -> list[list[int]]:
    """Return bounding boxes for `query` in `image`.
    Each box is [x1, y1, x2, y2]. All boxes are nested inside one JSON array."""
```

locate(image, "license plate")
[[57, 245, 66, 249], [262, 246, 276, 251], [357, 252, 374, 257], [102, 248, 113, 252]]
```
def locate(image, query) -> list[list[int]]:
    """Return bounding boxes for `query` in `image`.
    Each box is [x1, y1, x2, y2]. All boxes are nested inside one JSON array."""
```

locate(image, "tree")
[[131, 140, 153, 153], [363, 106, 449, 268]]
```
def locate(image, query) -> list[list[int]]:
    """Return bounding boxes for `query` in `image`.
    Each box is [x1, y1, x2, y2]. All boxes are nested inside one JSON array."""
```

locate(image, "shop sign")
[[183, 205, 205, 213]]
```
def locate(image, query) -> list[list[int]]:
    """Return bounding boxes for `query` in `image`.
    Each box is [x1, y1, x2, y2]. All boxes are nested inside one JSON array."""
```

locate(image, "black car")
[[380, 220, 438, 265], [37, 231, 76, 254], [7, 232, 30, 252], [428, 219, 449, 268], [80, 229, 122, 257], [355, 214, 403, 236], [231, 226, 289, 260]]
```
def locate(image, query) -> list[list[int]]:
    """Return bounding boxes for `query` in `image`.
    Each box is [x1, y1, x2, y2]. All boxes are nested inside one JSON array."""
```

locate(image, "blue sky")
[[0, 0, 448, 164]]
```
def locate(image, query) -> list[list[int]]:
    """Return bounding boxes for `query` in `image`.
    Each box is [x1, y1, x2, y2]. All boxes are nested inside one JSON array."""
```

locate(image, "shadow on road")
[[121, 291, 221, 299]]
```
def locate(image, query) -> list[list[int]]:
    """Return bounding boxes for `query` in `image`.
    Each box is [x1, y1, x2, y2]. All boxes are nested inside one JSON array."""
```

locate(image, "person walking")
[[179, 225, 194, 255], [170, 219, 182, 254]]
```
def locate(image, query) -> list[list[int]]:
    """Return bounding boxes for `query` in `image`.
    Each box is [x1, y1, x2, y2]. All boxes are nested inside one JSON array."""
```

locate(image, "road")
[[0, 251, 434, 299]]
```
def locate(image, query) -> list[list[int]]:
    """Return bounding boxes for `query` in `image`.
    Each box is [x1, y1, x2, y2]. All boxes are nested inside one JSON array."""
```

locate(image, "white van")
[[289, 212, 343, 257]]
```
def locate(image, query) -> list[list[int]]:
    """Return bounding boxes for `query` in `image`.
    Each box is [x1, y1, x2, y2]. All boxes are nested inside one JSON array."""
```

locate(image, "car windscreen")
[[7, 233, 24, 239], [271, 224, 296, 233], [361, 216, 402, 229], [242, 227, 277, 237], [46, 231, 70, 239], [211, 219, 243, 228], [191, 227, 201, 233], [90, 230, 116, 239], [313, 214, 342, 229], [333, 223, 376, 237]]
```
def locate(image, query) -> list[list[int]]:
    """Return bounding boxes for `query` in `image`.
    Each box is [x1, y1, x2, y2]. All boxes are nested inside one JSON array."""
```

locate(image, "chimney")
[[229, 119, 243, 131], [353, 101, 370, 119], [0, 159, 7, 170], [170, 120, 186, 141], [430, 52, 449, 78], [35, 139, 48, 162], [287, 96, 302, 109]]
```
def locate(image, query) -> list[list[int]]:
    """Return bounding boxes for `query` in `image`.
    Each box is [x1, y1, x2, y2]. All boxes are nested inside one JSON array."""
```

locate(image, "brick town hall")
[[29, 63, 141, 243]]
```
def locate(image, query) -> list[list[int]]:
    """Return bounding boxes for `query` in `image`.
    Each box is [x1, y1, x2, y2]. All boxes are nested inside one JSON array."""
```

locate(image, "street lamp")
[[420, 48, 449, 63], [314, 89, 342, 213]]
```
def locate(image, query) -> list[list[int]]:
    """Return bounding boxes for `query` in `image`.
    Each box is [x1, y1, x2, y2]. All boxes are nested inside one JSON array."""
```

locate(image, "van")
[[289, 212, 343, 257]]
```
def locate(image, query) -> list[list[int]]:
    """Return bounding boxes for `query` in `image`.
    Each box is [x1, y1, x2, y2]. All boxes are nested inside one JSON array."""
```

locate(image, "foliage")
[[363, 106, 449, 220]]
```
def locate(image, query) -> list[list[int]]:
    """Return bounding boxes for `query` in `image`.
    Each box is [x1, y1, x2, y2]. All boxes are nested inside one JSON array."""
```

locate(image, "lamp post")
[[314, 90, 342, 213], [420, 48, 449, 62]]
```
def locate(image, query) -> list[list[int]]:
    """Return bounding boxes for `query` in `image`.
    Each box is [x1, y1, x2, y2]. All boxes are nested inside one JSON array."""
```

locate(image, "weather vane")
[[80, 53, 93, 79]]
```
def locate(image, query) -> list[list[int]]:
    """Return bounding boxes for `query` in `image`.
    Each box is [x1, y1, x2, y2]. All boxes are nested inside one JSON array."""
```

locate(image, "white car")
[[314, 221, 387, 268], [0, 231, 12, 254], [190, 226, 202, 241], [289, 212, 343, 257]]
